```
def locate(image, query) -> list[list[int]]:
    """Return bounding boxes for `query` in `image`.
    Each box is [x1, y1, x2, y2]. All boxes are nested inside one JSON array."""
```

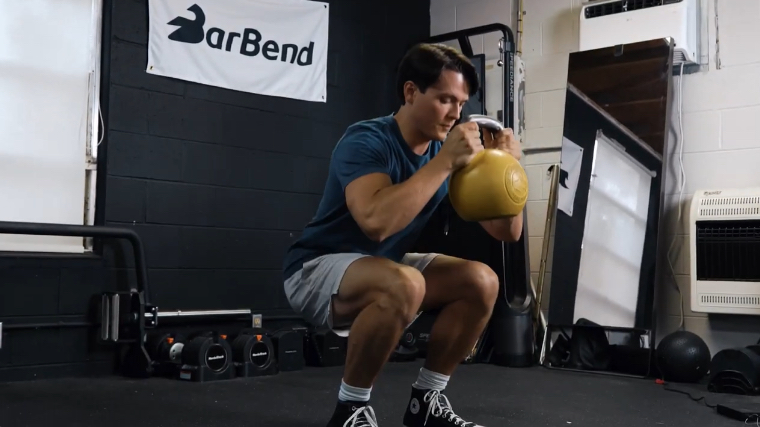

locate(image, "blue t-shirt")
[[282, 115, 448, 280]]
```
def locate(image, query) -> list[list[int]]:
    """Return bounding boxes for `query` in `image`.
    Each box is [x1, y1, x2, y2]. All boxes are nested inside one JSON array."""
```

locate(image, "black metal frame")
[[2, 318, 98, 331], [0, 221, 150, 298], [426, 24, 530, 304], [428, 23, 516, 132], [425, 24, 535, 367], [0, 221, 156, 376]]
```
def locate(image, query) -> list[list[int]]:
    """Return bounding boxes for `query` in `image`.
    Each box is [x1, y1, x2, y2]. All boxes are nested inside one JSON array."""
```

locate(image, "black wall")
[[0, 0, 430, 382]]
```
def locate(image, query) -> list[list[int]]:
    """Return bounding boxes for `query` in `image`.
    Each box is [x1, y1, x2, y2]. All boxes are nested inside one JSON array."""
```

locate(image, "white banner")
[[147, 0, 329, 102]]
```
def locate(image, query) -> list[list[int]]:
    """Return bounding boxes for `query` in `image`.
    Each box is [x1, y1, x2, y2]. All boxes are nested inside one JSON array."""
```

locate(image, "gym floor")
[[0, 361, 742, 426]]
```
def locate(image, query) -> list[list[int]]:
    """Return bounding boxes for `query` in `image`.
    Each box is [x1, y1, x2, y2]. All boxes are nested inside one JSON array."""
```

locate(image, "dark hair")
[[395, 43, 480, 103]]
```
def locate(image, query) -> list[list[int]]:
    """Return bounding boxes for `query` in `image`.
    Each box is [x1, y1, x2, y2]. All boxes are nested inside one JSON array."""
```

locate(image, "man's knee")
[[377, 265, 425, 324], [463, 261, 499, 308]]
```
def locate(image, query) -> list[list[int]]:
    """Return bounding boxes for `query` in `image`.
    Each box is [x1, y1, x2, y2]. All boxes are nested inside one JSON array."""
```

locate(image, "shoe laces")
[[423, 390, 472, 426], [344, 405, 379, 427]]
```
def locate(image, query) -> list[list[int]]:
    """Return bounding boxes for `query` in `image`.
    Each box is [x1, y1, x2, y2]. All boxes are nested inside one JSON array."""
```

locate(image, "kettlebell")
[[448, 115, 529, 222]]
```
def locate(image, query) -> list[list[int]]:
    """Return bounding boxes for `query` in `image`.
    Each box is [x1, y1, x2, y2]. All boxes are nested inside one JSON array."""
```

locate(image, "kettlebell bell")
[[448, 115, 529, 222]]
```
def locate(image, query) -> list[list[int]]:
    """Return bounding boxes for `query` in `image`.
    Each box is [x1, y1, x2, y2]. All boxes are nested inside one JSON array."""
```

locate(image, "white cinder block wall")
[[431, 0, 760, 356]]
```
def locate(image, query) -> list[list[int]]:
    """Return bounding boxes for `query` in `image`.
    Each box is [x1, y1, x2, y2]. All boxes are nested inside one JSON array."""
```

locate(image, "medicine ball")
[[656, 330, 711, 383]]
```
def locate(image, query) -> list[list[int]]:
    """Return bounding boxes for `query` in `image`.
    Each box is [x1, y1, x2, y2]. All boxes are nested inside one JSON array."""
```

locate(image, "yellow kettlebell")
[[448, 116, 529, 222]]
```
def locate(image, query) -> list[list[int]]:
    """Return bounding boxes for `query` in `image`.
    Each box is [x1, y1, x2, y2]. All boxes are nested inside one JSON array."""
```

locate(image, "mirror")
[[542, 38, 675, 377]]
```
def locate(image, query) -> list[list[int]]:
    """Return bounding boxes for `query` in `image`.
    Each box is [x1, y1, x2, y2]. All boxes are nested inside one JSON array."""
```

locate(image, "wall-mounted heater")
[[689, 188, 760, 315], [578, 0, 699, 65]]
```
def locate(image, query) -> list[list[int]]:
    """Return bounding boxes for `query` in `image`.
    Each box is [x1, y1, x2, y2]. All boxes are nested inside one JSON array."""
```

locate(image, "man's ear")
[[403, 81, 417, 104]]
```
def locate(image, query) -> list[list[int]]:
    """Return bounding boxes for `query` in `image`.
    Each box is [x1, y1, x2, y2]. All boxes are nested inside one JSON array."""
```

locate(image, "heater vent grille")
[[695, 220, 760, 282], [699, 207, 760, 217], [697, 196, 760, 217], [584, 0, 672, 19], [700, 294, 760, 308]]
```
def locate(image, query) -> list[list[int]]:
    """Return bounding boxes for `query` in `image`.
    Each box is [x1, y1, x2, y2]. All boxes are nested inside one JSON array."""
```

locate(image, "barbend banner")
[[147, 0, 329, 102]]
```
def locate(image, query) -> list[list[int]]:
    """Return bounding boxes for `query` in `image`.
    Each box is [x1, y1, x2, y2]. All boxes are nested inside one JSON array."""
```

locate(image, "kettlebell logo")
[[168, 4, 205, 44], [410, 398, 420, 414]]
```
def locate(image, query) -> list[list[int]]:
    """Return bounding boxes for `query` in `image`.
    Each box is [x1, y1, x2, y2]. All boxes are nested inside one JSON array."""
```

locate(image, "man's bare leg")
[[419, 255, 499, 377], [401, 255, 499, 427], [332, 256, 426, 388], [324, 256, 426, 427]]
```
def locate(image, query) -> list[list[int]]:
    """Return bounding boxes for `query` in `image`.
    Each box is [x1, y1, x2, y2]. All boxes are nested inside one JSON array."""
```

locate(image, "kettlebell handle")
[[466, 114, 504, 132]]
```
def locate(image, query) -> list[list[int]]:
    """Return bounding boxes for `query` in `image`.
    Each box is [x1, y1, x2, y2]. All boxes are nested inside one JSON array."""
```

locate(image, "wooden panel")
[[567, 39, 673, 155]]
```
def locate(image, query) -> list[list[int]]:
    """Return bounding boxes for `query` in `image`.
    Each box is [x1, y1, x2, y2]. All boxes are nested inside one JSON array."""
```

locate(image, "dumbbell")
[[229, 328, 278, 377], [183, 331, 231, 371], [145, 332, 187, 376], [177, 331, 235, 382], [390, 329, 419, 362]]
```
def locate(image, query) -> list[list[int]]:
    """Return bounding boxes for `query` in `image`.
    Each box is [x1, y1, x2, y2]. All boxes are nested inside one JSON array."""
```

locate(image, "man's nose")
[[449, 105, 462, 121]]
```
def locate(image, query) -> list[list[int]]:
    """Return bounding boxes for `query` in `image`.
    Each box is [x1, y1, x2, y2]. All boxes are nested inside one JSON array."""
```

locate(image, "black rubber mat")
[[0, 361, 742, 426]]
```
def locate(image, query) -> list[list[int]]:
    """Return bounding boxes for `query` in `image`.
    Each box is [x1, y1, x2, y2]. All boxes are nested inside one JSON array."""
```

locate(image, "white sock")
[[413, 367, 450, 391], [338, 379, 372, 403]]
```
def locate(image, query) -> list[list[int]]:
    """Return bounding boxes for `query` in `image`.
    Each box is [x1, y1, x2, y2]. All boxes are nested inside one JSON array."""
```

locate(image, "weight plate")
[[205, 343, 228, 372], [251, 340, 270, 368]]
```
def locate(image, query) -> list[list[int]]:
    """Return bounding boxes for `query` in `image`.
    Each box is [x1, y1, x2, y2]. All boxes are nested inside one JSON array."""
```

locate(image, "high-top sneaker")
[[326, 400, 379, 427], [402, 387, 485, 427]]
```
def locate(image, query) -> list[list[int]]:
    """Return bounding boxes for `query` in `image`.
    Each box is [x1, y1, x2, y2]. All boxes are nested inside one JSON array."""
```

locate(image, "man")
[[282, 43, 523, 427]]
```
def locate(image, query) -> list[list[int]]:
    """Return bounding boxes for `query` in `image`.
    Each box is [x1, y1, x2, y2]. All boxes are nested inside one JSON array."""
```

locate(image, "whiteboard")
[[573, 131, 654, 328]]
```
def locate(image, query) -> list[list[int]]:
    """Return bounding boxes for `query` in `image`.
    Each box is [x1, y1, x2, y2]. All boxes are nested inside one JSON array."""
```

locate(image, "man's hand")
[[483, 127, 521, 161], [439, 122, 484, 170], [478, 126, 524, 242]]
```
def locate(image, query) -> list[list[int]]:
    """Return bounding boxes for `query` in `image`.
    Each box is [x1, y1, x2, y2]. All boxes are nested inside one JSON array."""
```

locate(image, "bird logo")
[[167, 4, 205, 44]]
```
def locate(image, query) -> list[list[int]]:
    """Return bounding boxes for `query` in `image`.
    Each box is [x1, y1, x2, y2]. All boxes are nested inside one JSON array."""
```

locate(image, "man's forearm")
[[480, 210, 524, 242], [364, 155, 453, 242]]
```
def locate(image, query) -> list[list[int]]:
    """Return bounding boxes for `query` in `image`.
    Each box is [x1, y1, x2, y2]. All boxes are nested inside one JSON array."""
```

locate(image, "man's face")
[[408, 69, 470, 141]]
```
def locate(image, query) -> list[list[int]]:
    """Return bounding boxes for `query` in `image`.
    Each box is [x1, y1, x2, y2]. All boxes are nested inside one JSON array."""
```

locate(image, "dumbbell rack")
[[0, 220, 270, 379]]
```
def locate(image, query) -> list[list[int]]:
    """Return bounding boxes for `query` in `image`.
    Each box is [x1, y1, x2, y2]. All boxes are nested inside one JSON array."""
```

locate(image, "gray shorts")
[[283, 253, 440, 337]]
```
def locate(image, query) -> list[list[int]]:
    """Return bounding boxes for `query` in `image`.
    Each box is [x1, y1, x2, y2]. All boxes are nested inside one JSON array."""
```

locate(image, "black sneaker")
[[327, 400, 379, 427], [402, 387, 485, 427]]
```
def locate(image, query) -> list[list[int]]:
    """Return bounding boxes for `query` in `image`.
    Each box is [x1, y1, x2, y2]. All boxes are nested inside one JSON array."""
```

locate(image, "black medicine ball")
[[656, 330, 711, 383]]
